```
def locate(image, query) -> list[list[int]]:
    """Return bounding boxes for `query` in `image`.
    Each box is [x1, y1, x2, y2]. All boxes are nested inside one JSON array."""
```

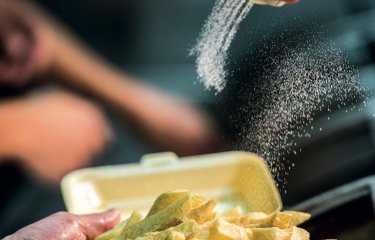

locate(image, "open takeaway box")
[[61, 151, 282, 219]]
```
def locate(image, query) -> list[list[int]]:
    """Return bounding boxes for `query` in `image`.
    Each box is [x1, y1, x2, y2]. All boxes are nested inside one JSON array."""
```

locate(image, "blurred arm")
[[0, 100, 20, 160], [21, 2, 143, 117], [3, 1, 219, 156]]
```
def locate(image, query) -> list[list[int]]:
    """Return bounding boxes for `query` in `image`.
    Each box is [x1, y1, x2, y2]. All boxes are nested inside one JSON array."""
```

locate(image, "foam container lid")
[[61, 151, 282, 219]]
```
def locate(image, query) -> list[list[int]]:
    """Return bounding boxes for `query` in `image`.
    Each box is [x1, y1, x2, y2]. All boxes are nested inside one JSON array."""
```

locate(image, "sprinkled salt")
[[235, 39, 368, 190], [190, 0, 253, 92], [192, 0, 368, 191]]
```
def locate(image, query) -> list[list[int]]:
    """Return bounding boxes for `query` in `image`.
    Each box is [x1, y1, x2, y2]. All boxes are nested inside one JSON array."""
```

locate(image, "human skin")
[[3, 209, 120, 240], [0, 89, 111, 183], [0, 0, 219, 157], [0, 0, 218, 184], [0, 0, 51, 86], [252, 0, 300, 6]]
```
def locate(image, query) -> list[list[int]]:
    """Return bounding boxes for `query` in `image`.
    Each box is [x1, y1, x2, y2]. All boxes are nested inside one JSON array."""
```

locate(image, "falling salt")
[[235, 38, 368, 191], [190, 0, 253, 92], [192, 0, 368, 192]]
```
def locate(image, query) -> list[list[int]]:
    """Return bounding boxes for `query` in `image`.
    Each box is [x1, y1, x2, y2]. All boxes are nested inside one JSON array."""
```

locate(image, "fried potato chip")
[[166, 231, 185, 240], [185, 199, 217, 224], [220, 207, 242, 220], [251, 227, 290, 240], [134, 230, 185, 240], [189, 221, 211, 239], [95, 219, 128, 240], [288, 226, 310, 240], [135, 220, 197, 240], [123, 194, 201, 239], [228, 211, 275, 228], [172, 219, 198, 237], [146, 190, 190, 217], [121, 211, 143, 233], [97, 190, 312, 240], [272, 211, 311, 229], [109, 212, 143, 240], [208, 218, 250, 240], [96, 211, 143, 240]]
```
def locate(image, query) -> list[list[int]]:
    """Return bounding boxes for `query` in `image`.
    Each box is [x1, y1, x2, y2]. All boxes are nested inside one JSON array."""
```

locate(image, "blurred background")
[[1, 0, 375, 239]]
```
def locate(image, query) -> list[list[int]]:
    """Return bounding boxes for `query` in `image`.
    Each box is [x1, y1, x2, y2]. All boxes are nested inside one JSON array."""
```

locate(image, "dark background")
[[1, 0, 375, 237]]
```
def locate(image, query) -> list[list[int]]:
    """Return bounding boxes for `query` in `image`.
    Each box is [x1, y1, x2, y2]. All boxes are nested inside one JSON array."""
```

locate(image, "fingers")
[[2, 210, 120, 240], [252, 0, 300, 6], [0, 0, 50, 86], [1, 31, 36, 85], [78, 209, 121, 240], [283, 0, 299, 4]]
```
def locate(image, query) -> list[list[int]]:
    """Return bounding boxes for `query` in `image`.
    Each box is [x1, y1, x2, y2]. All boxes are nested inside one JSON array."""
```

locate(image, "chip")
[[122, 193, 203, 239], [185, 199, 217, 224], [95, 190, 311, 240], [251, 227, 290, 240], [272, 211, 311, 229], [208, 218, 250, 240], [221, 207, 242, 220], [227, 211, 274, 228], [95, 219, 128, 240], [146, 190, 190, 217], [288, 226, 310, 240]]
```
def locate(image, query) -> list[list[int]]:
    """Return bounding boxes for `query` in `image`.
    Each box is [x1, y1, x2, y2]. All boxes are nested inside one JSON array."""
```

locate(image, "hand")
[[2, 90, 111, 183], [252, 0, 300, 7], [0, 0, 53, 86], [3, 209, 120, 240]]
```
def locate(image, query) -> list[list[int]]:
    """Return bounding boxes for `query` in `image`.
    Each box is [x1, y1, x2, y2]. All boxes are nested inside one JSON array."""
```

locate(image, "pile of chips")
[[96, 190, 310, 240]]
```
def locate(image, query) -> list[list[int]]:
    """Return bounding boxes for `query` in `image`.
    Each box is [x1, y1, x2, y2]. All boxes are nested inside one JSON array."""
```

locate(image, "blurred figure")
[[0, 0, 301, 238], [0, 0, 300, 183], [0, 0, 218, 183], [3, 209, 120, 240]]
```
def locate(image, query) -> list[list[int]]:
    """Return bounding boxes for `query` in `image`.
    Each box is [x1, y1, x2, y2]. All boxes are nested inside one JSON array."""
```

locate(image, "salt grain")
[[236, 39, 368, 190], [190, 0, 253, 92], [193, 1, 368, 191]]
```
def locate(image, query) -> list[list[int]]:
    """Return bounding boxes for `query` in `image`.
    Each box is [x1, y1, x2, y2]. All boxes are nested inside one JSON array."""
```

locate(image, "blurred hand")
[[0, 0, 53, 86], [6, 90, 111, 183], [3, 209, 120, 240], [252, 0, 300, 6]]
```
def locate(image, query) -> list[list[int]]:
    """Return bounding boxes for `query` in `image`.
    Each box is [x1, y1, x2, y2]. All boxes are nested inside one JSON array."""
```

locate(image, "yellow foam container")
[[61, 151, 282, 219]]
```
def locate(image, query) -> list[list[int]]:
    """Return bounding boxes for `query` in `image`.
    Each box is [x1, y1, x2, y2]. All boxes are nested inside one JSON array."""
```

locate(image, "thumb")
[[78, 208, 121, 240]]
